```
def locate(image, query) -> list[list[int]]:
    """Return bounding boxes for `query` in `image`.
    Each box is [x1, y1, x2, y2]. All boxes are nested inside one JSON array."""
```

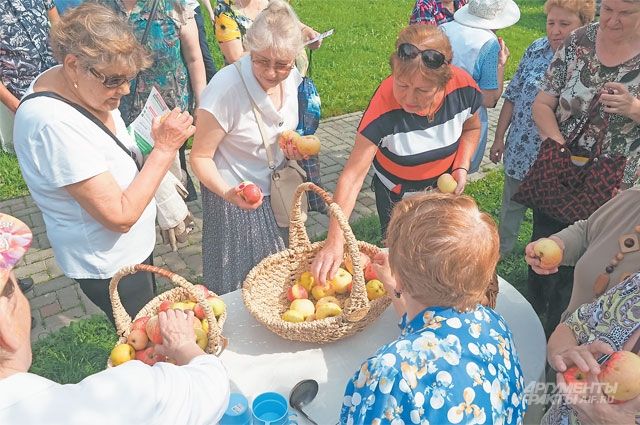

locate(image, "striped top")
[[358, 66, 482, 195]]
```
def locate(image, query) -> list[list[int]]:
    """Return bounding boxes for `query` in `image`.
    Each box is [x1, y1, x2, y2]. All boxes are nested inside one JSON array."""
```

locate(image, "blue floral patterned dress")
[[502, 37, 554, 181], [341, 305, 527, 424]]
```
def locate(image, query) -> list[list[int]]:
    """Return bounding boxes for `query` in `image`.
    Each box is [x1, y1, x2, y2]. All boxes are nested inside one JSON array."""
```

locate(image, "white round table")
[[219, 276, 546, 424]]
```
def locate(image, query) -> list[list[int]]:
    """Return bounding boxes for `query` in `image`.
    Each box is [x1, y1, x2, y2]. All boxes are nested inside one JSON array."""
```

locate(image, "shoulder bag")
[[234, 62, 308, 228], [512, 93, 626, 224]]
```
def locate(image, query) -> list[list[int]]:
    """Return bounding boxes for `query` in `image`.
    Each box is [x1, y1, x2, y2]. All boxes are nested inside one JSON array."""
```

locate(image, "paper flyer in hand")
[[129, 86, 171, 156], [304, 29, 334, 46]]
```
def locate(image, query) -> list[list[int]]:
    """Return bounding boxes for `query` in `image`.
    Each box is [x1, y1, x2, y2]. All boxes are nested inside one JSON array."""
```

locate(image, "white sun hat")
[[453, 0, 521, 30]]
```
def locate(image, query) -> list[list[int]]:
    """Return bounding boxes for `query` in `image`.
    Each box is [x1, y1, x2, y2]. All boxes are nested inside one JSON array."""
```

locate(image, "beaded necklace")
[[593, 225, 640, 297]]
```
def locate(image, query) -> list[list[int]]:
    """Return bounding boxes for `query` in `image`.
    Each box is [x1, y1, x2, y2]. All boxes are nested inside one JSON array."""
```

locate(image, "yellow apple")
[[201, 318, 209, 334], [194, 328, 207, 350], [170, 301, 188, 311], [192, 317, 203, 331], [296, 135, 321, 156], [366, 279, 386, 301], [533, 238, 563, 268], [328, 267, 353, 295], [437, 173, 457, 194], [316, 302, 342, 319], [110, 343, 135, 366], [206, 296, 226, 318], [343, 252, 371, 276], [290, 298, 315, 319], [305, 314, 316, 322], [287, 283, 309, 302], [598, 351, 640, 402], [316, 296, 342, 308], [282, 309, 305, 323], [298, 271, 315, 292], [311, 282, 335, 300]]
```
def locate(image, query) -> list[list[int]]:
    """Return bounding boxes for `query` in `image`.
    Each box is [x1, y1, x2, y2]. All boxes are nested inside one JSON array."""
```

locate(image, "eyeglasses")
[[251, 56, 294, 73], [397, 43, 449, 69], [89, 67, 136, 89]]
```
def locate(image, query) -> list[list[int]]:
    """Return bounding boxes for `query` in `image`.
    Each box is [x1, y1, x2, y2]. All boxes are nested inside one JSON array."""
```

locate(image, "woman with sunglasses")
[[190, 0, 306, 295], [13, 3, 195, 324], [311, 24, 482, 285]]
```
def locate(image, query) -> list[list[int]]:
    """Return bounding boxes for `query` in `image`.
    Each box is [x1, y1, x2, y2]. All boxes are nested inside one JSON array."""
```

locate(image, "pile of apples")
[[109, 284, 226, 367], [281, 252, 387, 323]]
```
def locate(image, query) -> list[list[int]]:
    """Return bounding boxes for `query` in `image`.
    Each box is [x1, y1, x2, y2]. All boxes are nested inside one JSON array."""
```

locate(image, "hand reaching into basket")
[[153, 309, 204, 366]]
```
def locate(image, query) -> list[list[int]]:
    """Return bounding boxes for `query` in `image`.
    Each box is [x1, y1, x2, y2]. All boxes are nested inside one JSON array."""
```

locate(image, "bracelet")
[[451, 167, 468, 173]]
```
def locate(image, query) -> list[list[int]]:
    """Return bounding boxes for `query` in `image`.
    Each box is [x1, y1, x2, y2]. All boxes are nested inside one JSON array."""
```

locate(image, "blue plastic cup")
[[251, 392, 298, 425], [219, 393, 251, 425]]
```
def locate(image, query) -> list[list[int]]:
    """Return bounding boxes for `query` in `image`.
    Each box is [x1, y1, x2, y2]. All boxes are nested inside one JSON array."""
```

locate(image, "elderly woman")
[[13, 3, 195, 324], [542, 271, 640, 424], [190, 0, 306, 295], [529, 0, 640, 336], [526, 186, 640, 321], [311, 24, 482, 283], [341, 193, 527, 424], [489, 0, 595, 256], [0, 214, 230, 424]]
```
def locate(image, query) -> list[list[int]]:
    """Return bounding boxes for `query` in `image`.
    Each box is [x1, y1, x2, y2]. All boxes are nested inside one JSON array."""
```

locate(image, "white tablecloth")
[[219, 276, 546, 424]]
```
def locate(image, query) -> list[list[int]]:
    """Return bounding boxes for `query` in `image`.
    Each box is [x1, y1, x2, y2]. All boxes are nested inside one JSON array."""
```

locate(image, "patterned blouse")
[[341, 305, 527, 425], [0, 0, 57, 98], [542, 271, 640, 425], [409, 0, 467, 26], [502, 37, 554, 181], [99, 0, 193, 125], [213, 0, 253, 44], [539, 22, 640, 185]]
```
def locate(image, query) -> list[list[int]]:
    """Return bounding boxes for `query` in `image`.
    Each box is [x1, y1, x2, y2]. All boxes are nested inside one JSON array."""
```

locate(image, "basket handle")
[[108, 264, 226, 356], [289, 183, 370, 322]]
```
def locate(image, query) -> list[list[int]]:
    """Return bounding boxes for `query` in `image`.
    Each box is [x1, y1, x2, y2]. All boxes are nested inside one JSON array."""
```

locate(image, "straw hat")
[[454, 0, 520, 30]]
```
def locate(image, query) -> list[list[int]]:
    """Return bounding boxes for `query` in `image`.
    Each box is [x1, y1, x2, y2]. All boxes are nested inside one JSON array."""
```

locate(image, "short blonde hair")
[[244, 0, 303, 60], [50, 2, 151, 73], [390, 25, 453, 89], [544, 0, 596, 24], [386, 192, 499, 311]]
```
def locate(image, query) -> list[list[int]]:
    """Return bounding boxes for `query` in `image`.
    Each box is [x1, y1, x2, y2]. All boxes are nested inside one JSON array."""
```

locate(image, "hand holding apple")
[[437, 173, 458, 194], [224, 185, 263, 210], [526, 236, 565, 274], [551, 339, 614, 374], [235, 181, 263, 204], [153, 309, 204, 366], [277, 130, 304, 160]]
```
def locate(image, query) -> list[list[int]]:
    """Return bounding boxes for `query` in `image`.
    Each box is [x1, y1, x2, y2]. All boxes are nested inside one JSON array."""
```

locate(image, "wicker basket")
[[107, 264, 228, 367], [242, 183, 392, 344]]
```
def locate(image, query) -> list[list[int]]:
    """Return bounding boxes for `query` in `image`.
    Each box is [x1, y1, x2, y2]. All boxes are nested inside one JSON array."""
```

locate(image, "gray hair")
[[244, 0, 303, 59]]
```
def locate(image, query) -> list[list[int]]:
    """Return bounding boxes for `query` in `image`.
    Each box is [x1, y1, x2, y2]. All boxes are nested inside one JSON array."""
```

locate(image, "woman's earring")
[[394, 289, 402, 299], [73, 82, 78, 89]]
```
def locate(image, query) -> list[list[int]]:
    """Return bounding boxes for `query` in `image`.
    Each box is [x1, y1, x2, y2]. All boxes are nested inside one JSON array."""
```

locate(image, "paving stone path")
[[1, 102, 503, 341]]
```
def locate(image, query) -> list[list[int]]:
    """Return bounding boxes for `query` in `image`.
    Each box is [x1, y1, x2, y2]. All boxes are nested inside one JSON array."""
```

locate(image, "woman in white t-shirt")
[[13, 3, 195, 324], [190, 0, 305, 294]]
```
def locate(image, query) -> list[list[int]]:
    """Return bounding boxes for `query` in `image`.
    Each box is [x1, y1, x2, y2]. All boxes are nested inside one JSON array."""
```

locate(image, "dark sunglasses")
[[397, 43, 449, 69], [89, 67, 136, 89]]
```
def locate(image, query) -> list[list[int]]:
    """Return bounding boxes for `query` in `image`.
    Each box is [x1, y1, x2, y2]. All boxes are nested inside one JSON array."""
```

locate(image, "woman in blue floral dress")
[[489, 0, 595, 257], [341, 192, 527, 424]]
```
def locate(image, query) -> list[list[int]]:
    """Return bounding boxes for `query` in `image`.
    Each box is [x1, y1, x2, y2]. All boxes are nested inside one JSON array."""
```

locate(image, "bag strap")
[[307, 49, 313, 78], [20, 91, 142, 171], [233, 61, 278, 172], [565, 92, 609, 159]]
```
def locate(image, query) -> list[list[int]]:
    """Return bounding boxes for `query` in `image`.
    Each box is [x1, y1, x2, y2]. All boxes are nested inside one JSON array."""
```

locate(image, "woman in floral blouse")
[[529, 0, 640, 338], [409, 0, 468, 26], [341, 192, 527, 424], [489, 0, 595, 257], [543, 271, 640, 424]]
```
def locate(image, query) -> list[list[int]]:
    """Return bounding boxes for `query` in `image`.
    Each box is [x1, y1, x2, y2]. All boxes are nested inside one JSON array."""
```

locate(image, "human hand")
[[223, 185, 263, 210], [524, 236, 565, 275], [302, 25, 322, 50], [490, 138, 505, 164], [154, 309, 204, 366], [151, 107, 195, 153], [451, 167, 468, 195], [498, 37, 510, 68], [310, 237, 344, 285], [600, 82, 640, 120], [371, 251, 397, 294], [549, 339, 614, 374], [279, 137, 305, 161], [557, 372, 640, 425]]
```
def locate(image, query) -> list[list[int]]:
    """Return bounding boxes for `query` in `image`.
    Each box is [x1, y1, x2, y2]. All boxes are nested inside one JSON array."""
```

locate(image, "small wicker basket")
[[242, 183, 392, 344], [107, 264, 228, 367]]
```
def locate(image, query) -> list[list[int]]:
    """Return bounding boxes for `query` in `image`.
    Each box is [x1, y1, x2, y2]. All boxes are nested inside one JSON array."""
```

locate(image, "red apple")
[[364, 262, 378, 282], [145, 315, 163, 345], [190, 284, 210, 302], [287, 283, 308, 302], [131, 316, 150, 332], [236, 181, 262, 204], [343, 252, 371, 276], [127, 329, 149, 351], [193, 303, 206, 320], [598, 351, 640, 402], [157, 300, 172, 314], [135, 346, 159, 366]]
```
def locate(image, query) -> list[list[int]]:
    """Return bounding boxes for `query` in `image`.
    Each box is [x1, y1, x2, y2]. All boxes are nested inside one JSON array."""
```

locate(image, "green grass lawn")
[[31, 168, 532, 382]]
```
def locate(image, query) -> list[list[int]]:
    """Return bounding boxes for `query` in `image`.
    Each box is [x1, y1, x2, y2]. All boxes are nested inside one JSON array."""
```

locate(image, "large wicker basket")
[[242, 183, 392, 344], [107, 264, 228, 367]]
